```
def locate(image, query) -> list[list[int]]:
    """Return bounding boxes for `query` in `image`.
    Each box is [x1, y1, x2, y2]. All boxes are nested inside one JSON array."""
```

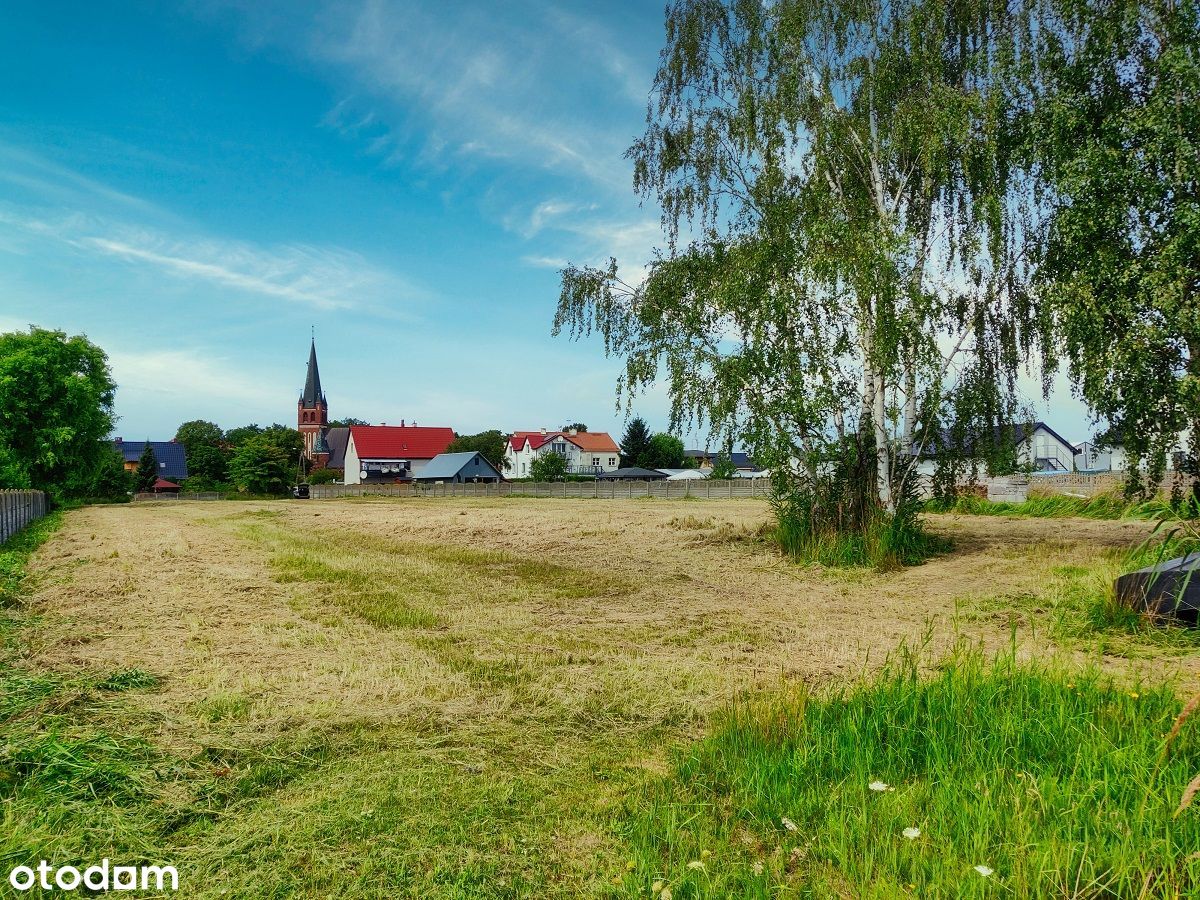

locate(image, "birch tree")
[[1027, 0, 1199, 499], [555, 0, 1034, 557]]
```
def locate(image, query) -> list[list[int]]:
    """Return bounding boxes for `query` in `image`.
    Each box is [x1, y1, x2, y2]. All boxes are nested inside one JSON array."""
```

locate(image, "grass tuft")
[[619, 644, 1200, 897], [776, 510, 951, 570]]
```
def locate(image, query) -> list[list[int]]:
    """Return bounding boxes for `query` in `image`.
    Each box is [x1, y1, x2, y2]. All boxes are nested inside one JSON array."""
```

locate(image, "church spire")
[[301, 337, 324, 408]]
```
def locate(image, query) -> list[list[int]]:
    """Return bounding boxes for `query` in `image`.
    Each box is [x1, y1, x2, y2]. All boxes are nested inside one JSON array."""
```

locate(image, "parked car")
[[292, 483, 310, 499]]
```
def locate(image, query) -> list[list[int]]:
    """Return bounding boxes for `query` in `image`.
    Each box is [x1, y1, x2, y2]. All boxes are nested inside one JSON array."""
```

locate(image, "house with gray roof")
[[413, 451, 504, 484]]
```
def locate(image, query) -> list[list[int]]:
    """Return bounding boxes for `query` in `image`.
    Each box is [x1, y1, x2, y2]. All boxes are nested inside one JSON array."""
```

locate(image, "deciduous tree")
[[530, 452, 568, 482], [556, 0, 1034, 562], [447, 430, 510, 471], [174, 420, 223, 453], [644, 433, 685, 469], [1028, 0, 1200, 498], [0, 327, 116, 499], [229, 436, 291, 494]]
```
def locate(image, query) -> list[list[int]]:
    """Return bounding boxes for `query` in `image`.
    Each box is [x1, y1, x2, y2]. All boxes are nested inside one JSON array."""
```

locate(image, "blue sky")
[[0, 1, 1095, 444]]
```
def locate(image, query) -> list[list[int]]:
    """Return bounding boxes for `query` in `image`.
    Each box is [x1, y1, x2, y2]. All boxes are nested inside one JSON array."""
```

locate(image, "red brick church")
[[297, 338, 331, 468], [296, 339, 453, 482]]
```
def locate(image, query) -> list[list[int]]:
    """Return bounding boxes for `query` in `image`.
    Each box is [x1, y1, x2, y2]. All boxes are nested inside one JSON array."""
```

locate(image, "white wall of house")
[[344, 436, 362, 484], [1017, 426, 1075, 471], [505, 439, 537, 478], [1074, 441, 1112, 472]]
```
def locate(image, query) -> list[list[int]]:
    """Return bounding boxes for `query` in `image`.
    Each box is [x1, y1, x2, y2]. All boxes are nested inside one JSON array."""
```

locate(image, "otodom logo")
[[8, 860, 179, 892]]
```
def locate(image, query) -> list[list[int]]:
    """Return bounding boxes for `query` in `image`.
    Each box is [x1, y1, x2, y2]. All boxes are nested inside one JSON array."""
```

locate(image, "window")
[[608, 457, 616, 466], [592, 457, 600, 466]]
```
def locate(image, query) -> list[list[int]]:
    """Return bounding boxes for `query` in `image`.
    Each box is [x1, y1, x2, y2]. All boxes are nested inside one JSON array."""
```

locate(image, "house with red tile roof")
[[505, 428, 621, 478], [343, 424, 456, 484]]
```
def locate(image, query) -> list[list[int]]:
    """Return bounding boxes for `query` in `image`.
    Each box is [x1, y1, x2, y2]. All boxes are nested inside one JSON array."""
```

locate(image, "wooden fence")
[[312, 478, 771, 500], [0, 490, 48, 544]]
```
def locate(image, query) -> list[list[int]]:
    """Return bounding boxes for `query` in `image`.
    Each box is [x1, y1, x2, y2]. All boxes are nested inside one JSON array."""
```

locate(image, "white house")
[[505, 429, 621, 477], [1019, 423, 1077, 472], [1076, 428, 1192, 474], [913, 421, 1078, 476]]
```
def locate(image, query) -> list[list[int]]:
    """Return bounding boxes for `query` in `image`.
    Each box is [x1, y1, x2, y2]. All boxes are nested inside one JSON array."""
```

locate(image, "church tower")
[[297, 337, 329, 464]]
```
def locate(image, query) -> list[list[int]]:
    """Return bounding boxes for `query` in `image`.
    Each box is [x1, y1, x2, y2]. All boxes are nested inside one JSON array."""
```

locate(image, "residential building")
[[414, 452, 504, 484], [1074, 440, 1115, 473], [343, 424, 456, 484], [112, 439, 189, 482], [1019, 422, 1078, 472], [1076, 429, 1193, 474], [684, 449, 758, 471], [505, 429, 621, 477], [657, 468, 708, 480], [596, 466, 668, 481], [913, 421, 1078, 476]]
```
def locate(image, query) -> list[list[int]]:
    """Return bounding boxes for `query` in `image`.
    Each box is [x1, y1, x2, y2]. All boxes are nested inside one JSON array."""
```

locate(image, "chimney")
[[400, 419, 405, 427], [568, 428, 578, 436], [540, 427, 547, 435]]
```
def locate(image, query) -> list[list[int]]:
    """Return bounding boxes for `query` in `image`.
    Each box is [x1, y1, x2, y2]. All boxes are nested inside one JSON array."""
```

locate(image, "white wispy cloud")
[[0, 203, 428, 314], [0, 140, 165, 216], [108, 347, 289, 409], [520, 255, 568, 270], [215, 0, 645, 190], [79, 233, 402, 312]]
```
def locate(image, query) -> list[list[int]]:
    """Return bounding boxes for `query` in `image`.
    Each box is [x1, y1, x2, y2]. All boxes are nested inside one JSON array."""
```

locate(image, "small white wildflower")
[[902, 827, 920, 840], [974, 865, 994, 877], [651, 880, 664, 893], [687, 861, 705, 871], [752, 861, 764, 875], [781, 816, 799, 832], [660, 888, 673, 900], [868, 780, 893, 792]]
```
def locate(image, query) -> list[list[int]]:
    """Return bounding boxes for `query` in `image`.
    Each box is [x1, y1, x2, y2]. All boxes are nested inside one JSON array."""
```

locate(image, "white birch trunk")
[[873, 370, 893, 514]]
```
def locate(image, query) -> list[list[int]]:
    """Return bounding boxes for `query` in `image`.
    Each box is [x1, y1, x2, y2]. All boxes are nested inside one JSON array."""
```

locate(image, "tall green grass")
[[776, 508, 951, 569], [619, 645, 1200, 898], [0, 512, 64, 605], [927, 491, 1155, 520]]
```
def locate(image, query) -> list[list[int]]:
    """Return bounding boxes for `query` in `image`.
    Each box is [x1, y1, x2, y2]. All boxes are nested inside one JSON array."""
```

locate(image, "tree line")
[[0, 329, 706, 502]]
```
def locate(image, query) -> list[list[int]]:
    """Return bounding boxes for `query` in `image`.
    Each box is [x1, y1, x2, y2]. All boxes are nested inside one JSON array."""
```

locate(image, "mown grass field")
[[2, 498, 1199, 897]]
